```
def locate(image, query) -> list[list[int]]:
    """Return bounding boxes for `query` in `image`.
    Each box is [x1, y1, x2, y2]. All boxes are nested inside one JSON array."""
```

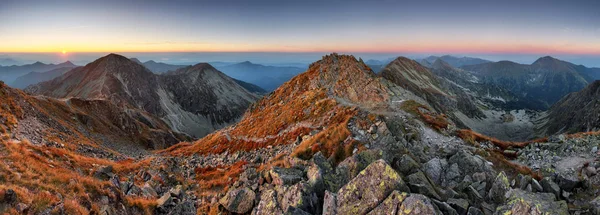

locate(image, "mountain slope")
[[380, 57, 484, 121], [0, 61, 76, 83], [462, 56, 591, 108], [26, 54, 258, 137], [215, 61, 305, 91], [541, 80, 600, 135], [11, 67, 76, 89]]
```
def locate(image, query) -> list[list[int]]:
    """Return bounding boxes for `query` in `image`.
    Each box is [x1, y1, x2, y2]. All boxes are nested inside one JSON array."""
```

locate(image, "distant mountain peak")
[[59, 61, 76, 67], [431, 58, 453, 70], [533, 56, 561, 65]]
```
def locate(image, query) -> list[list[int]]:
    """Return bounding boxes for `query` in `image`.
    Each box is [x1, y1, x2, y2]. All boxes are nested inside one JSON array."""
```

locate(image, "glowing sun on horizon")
[[62, 50, 67, 54]]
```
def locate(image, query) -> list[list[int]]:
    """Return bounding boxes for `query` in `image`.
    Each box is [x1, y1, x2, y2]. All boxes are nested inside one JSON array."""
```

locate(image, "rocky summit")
[[1, 53, 600, 215]]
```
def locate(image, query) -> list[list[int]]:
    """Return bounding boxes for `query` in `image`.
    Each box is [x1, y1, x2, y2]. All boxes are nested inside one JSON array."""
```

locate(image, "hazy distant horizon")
[[1, 52, 599, 68]]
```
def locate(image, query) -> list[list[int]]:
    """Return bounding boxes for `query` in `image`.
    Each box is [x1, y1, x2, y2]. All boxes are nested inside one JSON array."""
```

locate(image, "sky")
[[0, 0, 599, 66]]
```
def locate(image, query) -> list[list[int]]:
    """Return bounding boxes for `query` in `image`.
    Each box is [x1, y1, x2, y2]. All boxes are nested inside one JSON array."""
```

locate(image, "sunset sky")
[[1, 0, 599, 54]]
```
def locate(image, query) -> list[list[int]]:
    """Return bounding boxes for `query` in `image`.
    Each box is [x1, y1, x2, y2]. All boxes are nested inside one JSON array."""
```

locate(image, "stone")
[[531, 179, 543, 192], [168, 201, 196, 215], [422, 158, 448, 185], [334, 149, 383, 190], [540, 177, 561, 199], [398, 194, 439, 214], [488, 171, 509, 204], [99, 205, 115, 215], [322, 191, 337, 215], [280, 182, 318, 214], [367, 191, 408, 215], [141, 183, 157, 198], [407, 171, 442, 200], [336, 159, 408, 215], [447, 198, 469, 215], [270, 167, 304, 186], [555, 173, 581, 192], [93, 165, 114, 180], [394, 154, 421, 176], [432, 199, 458, 215], [466, 207, 483, 215], [252, 189, 283, 215], [444, 163, 462, 187], [219, 187, 256, 214], [3, 189, 16, 203], [495, 189, 568, 215], [285, 207, 312, 215], [464, 186, 483, 206], [157, 192, 174, 209]]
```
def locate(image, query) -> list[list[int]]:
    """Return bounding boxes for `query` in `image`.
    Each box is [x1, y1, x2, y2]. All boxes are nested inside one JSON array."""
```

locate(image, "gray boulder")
[[336, 159, 408, 215], [219, 187, 256, 214], [488, 172, 510, 204], [367, 191, 408, 215], [270, 167, 304, 186], [495, 189, 568, 215]]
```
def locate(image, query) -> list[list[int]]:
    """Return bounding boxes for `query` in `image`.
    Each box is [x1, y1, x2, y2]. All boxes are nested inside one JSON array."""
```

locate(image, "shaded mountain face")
[[542, 80, 600, 135], [214, 61, 305, 91], [380, 57, 484, 121], [462, 56, 591, 108], [430, 59, 545, 110], [0, 61, 76, 83], [422, 55, 492, 67], [11, 67, 76, 89], [0, 82, 186, 153], [142, 60, 188, 73], [26, 54, 258, 138]]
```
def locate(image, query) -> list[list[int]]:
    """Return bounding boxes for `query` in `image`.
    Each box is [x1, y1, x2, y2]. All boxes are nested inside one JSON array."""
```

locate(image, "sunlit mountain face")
[[1, 0, 600, 214]]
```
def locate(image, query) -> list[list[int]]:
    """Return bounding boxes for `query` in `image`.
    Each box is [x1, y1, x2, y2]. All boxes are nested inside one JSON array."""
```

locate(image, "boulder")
[[394, 154, 421, 176], [398, 194, 439, 214], [488, 172, 509, 204], [168, 201, 196, 215], [334, 150, 382, 190], [555, 174, 580, 192], [447, 198, 469, 215], [407, 171, 442, 200], [219, 187, 256, 214], [466, 207, 483, 215], [252, 189, 283, 215], [422, 158, 448, 185], [495, 189, 568, 215], [285, 207, 312, 215], [279, 182, 318, 213], [322, 191, 337, 215], [530, 179, 543, 192], [540, 177, 561, 199], [367, 191, 408, 215], [270, 167, 304, 186], [336, 159, 408, 215], [432, 199, 458, 215], [93, 165, 114, 180], [157, 192, 174, 209]]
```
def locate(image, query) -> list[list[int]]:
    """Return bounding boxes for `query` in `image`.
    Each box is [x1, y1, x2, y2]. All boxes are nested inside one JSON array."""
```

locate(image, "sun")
[[61, 50, 67, 54]]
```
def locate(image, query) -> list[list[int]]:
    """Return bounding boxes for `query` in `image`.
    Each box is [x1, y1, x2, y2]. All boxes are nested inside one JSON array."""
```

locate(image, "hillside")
[[541, 80, 600, 135], [26, 54, 258, 137]]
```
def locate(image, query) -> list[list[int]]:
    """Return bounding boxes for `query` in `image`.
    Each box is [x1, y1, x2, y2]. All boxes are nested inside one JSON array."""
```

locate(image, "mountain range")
[[3, 53, 600, 214], [0, 61, 77, 83], [26, 54, 258, 137]]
